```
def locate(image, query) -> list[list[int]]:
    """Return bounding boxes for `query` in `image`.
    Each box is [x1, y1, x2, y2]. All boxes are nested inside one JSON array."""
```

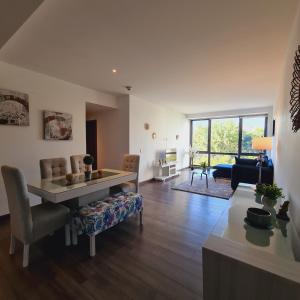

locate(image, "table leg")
[[205, 174, 208, 188], [191, 172, 194, 185]]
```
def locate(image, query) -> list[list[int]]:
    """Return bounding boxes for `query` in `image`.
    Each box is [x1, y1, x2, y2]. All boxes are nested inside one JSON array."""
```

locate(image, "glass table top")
[[52, 170, 118, 187], [28, 169, 135, 194]]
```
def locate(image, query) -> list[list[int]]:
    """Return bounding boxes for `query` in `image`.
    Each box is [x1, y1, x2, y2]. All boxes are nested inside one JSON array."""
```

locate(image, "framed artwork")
[[0, 88, 29, 126], [43, 110, 73, 140], [290, 45, 300, 132]]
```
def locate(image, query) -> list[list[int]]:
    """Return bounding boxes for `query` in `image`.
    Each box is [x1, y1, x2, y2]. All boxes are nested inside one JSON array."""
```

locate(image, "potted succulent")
[[261, 184, 284, 207], [83, 155, 94, 180], [200, 161, 207, 172], [254, 183, 265, 203]]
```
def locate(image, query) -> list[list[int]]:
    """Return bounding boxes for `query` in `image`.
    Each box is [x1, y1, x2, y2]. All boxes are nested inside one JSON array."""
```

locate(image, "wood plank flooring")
[[0, 171, 229, 300]]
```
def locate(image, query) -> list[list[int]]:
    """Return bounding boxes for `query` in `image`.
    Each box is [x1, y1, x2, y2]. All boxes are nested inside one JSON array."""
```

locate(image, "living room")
[[0, 0, 300, 299]]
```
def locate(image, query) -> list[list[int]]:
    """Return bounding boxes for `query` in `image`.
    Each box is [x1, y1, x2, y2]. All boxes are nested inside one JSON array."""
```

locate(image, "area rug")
[[172, 177, 233, 200]]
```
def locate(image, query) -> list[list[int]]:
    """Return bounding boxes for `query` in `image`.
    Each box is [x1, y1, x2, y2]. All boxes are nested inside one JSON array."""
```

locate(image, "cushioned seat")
[[76, 192, 143, 235], [213, 164, 232, 179], [74, 192, 143, 257], [31, 202, 70, 241], [1, 165, 71, 267], [112, 181, 136, 194], [111, 154, 140, 194]]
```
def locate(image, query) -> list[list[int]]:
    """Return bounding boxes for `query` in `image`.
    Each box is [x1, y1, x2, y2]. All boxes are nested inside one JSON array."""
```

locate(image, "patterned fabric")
[[74, 192, 143, 235]]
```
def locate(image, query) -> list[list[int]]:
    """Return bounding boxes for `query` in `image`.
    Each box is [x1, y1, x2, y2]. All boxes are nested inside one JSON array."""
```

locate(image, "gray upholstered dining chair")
[[40, 157, 67, 179], [70, 154, 85, 174], [112, 154, 140, 194], [1, 166, 71, 268]]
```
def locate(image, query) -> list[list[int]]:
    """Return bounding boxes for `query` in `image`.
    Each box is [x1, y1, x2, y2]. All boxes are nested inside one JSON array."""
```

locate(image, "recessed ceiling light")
[[112, 69, 117, 73]]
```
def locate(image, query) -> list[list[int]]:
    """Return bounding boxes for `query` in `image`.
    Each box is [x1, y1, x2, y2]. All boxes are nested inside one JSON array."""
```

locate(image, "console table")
[[202, 183, 300, 300]]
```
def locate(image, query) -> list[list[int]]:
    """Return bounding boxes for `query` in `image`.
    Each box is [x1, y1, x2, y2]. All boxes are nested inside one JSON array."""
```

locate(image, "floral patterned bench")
[[73, 192, 143, 256]]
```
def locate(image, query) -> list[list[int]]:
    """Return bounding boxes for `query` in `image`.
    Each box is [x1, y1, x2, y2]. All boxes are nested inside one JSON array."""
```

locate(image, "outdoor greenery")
[[192, 117, 265, 166]]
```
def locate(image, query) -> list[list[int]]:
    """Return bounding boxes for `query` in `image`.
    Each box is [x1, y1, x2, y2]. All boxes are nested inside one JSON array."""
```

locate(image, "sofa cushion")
[[235, 157, 257, 166], [213, 164, 232, 179], [75, 192, 143, 235]]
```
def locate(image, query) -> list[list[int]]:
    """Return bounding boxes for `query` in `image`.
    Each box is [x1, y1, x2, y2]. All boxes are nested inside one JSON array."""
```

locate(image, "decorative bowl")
[[246, 207, 272, 228]]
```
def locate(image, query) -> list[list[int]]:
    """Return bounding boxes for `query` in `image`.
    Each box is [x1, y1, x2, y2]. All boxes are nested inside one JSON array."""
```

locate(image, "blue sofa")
[[231, 157, 274, 190]]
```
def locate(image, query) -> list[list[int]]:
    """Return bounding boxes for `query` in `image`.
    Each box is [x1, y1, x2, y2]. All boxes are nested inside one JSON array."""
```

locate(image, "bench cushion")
[[75, 192, 143, 235]]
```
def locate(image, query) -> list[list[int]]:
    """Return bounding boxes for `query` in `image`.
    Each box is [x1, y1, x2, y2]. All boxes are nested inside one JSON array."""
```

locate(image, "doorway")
[[86, 120, 97, 170]]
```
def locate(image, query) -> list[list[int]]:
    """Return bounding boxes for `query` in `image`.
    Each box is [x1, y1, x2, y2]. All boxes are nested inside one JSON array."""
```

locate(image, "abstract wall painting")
[[290, 45, 300, 132], [44, 111, 73, 140], [0, 89, 29, 126]]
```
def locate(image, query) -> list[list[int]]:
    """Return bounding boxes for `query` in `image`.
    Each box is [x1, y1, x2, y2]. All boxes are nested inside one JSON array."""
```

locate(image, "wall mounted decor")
[[44, 111, 73, 140], [0, 88, 29, 126], [144, 123, 150, 130], [152, 132, 157, 139], [290, 45, 300, 132]]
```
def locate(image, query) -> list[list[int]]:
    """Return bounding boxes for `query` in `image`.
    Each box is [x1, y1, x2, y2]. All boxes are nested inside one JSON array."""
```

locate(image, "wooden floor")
[[0, 171, 229, 300]]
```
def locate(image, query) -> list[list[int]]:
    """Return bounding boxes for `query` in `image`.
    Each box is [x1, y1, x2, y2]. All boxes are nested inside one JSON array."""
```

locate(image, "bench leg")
[[23, 244, 30, 268], [65, 224, 71, 246], [9, 233, 16, 255], [89, 235, 96, 257], [139, 210, 143, 226], [72, 222, 78, 246]]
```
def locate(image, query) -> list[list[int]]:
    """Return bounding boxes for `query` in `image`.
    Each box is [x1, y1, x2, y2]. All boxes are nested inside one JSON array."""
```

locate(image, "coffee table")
[[190, 168, 216, 188]]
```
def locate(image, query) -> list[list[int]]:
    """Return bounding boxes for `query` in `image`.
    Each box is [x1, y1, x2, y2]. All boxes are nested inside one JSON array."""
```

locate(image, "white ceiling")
[[0, 0, 298, 114]]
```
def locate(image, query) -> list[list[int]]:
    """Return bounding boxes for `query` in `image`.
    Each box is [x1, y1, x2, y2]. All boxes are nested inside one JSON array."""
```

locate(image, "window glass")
[[210, 154, 235, 166], [211, 118, 239, 153], [193, 153, 208, 166], [192, 120, 208, 151], [242, 116, 266, 153]]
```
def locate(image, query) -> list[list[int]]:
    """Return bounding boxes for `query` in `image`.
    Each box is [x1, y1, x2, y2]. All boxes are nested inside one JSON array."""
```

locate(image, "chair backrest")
[[40, 157, 67, 179], [70, 154, 85, 174], [122, 154, 140, 184], [1, 166, 32, 243]]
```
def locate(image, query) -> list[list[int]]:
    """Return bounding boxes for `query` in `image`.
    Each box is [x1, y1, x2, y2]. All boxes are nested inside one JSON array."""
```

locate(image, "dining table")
[[27, 168, 137, 203]]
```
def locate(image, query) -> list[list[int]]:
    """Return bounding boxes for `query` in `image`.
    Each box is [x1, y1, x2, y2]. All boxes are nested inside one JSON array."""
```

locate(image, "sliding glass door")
[[191, 115, 267, 166]]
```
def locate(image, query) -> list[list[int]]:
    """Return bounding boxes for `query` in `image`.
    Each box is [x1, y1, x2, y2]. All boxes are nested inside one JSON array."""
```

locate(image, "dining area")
[[1, 154, 143, 268]]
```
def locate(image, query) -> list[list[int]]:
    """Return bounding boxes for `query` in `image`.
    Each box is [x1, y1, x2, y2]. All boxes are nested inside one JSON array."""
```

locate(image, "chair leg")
[[9, 233, 15, 255], [72, 222, 78, 245], [65, 224, 71, 246], [23, 244, 30, 268], [139, 210, 143, 226], [89, 235, 96, 257]]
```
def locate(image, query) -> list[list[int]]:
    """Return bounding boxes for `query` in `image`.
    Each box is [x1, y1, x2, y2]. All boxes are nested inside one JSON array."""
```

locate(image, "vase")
[[255, 193, 262, 204], [85, 164, 92, 180], [262, 196, 277, 208]]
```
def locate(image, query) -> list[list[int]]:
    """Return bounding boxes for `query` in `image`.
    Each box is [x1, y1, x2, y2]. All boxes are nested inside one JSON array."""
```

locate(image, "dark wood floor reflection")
[[0, 170, 229, 300]]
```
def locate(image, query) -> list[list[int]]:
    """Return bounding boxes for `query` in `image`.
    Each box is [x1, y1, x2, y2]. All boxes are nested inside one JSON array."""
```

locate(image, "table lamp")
[[252, 137, 273, 184]]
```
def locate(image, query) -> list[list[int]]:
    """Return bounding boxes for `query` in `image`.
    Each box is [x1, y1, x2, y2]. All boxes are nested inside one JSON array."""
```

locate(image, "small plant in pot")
[[261, 184, 284, 207], [83, 155, 94, 180], [200, 161, 207, 172]]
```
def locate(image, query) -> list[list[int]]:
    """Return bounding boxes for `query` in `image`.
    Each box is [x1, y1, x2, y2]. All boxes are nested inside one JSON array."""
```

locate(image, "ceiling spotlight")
[[112, 69, 117, 73]]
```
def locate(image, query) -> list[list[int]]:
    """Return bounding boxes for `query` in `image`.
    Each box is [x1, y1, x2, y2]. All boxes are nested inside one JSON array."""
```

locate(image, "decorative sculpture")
[[276, 201, 290, 221], [290, 45, 300, 132]]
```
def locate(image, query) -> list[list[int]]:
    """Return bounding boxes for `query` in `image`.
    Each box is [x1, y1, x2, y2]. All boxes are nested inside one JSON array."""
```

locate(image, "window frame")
[[190, 114, 268, 166]]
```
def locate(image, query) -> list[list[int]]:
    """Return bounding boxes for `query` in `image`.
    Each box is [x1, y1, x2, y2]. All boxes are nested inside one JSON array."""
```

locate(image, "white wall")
[[87, 96, 130, 170], [0, 62, 117, 215], [129, 95, 190, 182], [273, 2, 300, 236]]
